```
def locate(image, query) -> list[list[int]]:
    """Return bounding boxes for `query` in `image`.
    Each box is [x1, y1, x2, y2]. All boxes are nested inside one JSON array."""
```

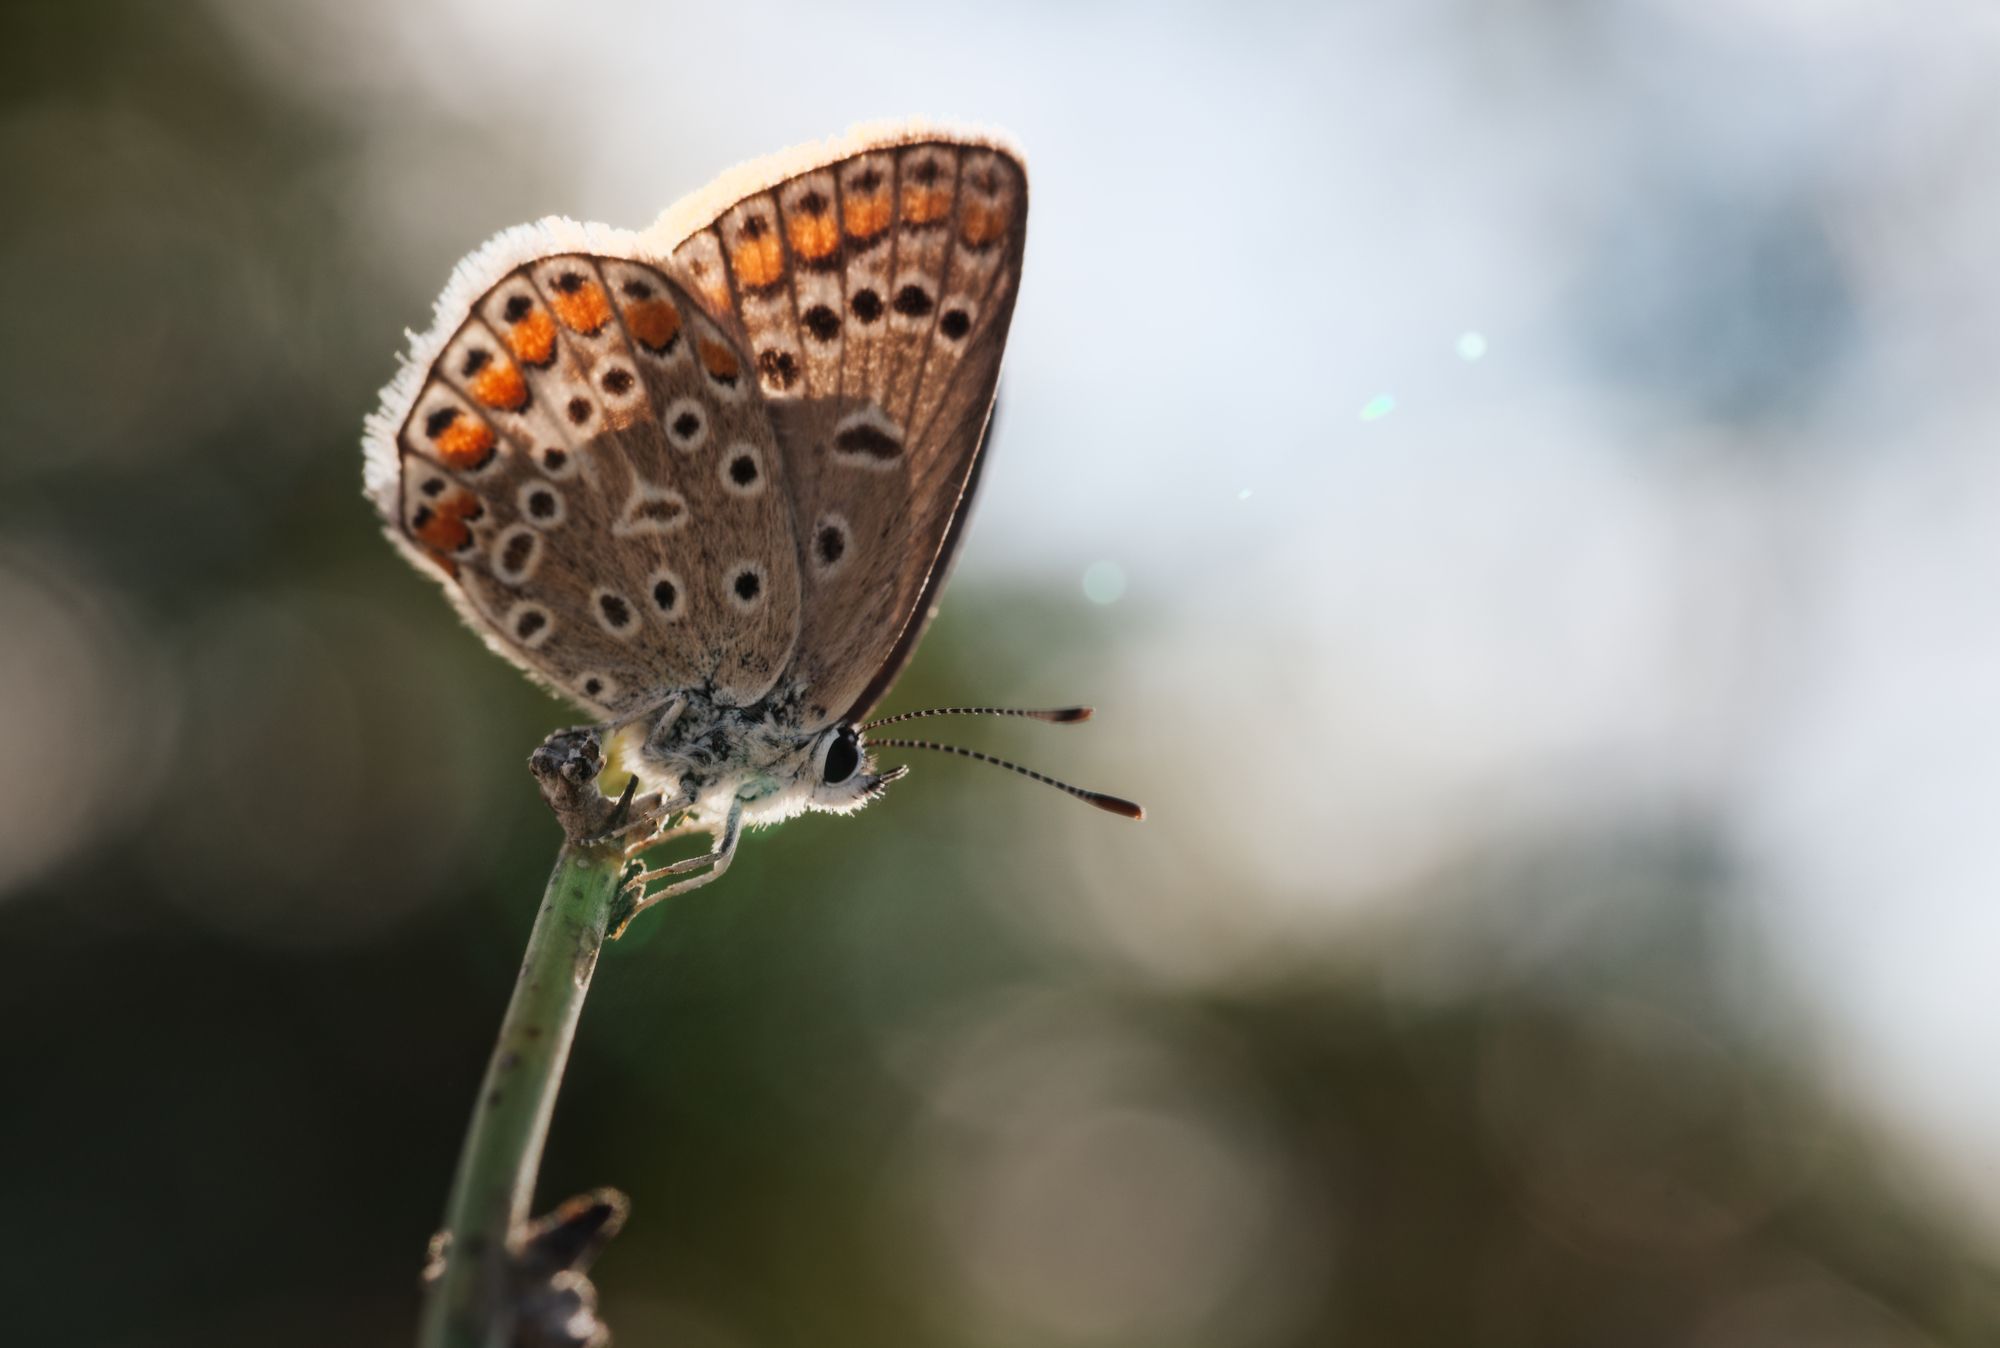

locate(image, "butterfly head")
[[804, 723, 907, 815]]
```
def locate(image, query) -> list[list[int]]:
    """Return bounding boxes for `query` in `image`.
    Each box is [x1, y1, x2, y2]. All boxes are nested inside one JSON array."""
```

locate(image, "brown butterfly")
[[363, 123, 1140, 920]]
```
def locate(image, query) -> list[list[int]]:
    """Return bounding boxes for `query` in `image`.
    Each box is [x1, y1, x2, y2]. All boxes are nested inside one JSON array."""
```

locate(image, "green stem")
[[418, 841, 622, 1348]]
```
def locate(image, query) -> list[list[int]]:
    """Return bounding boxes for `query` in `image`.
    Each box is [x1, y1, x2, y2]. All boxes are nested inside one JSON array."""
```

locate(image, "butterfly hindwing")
[[378, 248, 802, 716], [658, 131, 1029, 727]]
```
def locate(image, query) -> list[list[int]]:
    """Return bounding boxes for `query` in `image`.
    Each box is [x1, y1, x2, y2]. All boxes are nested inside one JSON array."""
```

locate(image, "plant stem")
[[418, 840, 623, 1348]]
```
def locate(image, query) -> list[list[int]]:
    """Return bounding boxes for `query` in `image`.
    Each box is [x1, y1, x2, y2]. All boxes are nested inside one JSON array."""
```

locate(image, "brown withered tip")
[[1088, 792, 1146, 820]]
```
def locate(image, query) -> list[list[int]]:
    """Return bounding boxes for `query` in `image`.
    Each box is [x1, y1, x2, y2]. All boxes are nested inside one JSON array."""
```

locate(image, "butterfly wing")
[[647, 127, 1028, 728], [839, 408, 998, 720], [364, 231, 802, 717]]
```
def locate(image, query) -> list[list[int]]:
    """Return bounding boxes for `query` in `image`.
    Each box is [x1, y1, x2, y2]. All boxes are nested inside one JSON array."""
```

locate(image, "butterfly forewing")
[[661, 135, 1029, 727], [385, 252, 801, 715]]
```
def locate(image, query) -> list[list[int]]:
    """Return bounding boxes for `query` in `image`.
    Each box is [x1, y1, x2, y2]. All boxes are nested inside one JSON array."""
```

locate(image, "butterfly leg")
[[621, 819, 705, 863], [609, 799, 743, 938], [624, 802, 742, 887], [609, 783, 701, 860]]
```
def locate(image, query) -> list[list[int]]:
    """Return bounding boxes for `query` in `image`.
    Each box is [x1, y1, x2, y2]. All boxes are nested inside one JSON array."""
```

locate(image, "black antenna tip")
[[871, 736, 1140, 819], [1089, 792, 1146, 820], [1047, 706, 1095, 723]]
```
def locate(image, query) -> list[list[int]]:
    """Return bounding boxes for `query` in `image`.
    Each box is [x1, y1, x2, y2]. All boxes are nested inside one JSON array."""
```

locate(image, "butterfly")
[[362, 123, 1141, 923]]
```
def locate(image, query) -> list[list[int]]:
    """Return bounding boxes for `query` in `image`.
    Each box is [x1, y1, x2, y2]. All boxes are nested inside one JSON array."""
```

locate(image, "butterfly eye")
[[821, 728, 861, 785]]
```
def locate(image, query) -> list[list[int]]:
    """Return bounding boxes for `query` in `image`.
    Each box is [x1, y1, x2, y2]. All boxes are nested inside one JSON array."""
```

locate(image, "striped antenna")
[[870, 738, 1144, 820], [859, 705, 1093, 731]]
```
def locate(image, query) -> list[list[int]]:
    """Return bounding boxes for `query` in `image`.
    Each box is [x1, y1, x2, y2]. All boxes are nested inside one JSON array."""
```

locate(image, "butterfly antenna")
[[859, 705, 1094, 730], [870, 738, 1144, 820]]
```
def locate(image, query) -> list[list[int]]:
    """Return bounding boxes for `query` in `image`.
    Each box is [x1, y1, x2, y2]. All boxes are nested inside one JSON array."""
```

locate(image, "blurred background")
[[5, 0, 2000, 1343]]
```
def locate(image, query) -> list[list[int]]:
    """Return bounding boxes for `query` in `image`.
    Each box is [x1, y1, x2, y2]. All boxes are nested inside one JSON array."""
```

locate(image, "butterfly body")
[[629, 688, 895, 828], [365, 123, 1134, 915]]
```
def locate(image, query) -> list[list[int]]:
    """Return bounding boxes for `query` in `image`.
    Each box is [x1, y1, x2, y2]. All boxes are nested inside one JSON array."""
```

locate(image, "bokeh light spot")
[[1082, 561, 1126, 605]]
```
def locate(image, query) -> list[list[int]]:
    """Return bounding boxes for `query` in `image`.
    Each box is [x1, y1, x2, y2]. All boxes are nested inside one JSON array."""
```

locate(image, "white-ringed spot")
[[578, 672, 620, 704], [538, 445, 578, 479], [506, 600, 555, 649], [829, 405, 905, 469], [719, 443, 766, 497], [648, 567, 686, 622], [597, 363, 639, 402], [724, 561, 767, 612], [663, 397, 709, 451], [593, 588, 639, 638], [613, 482, 689, 537], [516, 480, 565, 528], [810, 512, 852, 579], [492, 525, 542, 584]]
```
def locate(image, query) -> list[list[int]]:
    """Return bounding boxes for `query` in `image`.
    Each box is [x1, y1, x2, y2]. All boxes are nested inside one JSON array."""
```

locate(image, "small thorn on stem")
[[603, 775, 639, 832]]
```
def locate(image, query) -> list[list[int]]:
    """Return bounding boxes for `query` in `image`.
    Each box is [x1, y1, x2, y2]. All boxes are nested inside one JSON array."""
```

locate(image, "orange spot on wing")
[[412, 492, 480, 554], [415, 515, 468, 551], [549, 282, 612, 334], [730, 234, 785, 288], [699, 338, 740, 382], [469, 362, 527, 410], [623, 297, 682, 351], [901, 185, 951, 225], [434, 418, 496, 470], [959, 199, 1008, 247], [844, 195, 891, 240], [788, 213, 840, 261], [506, 310, 557, 366]]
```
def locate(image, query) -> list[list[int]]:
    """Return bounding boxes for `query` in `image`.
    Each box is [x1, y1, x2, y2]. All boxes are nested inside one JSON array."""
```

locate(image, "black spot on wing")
[[833, 423, 902, 460]]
